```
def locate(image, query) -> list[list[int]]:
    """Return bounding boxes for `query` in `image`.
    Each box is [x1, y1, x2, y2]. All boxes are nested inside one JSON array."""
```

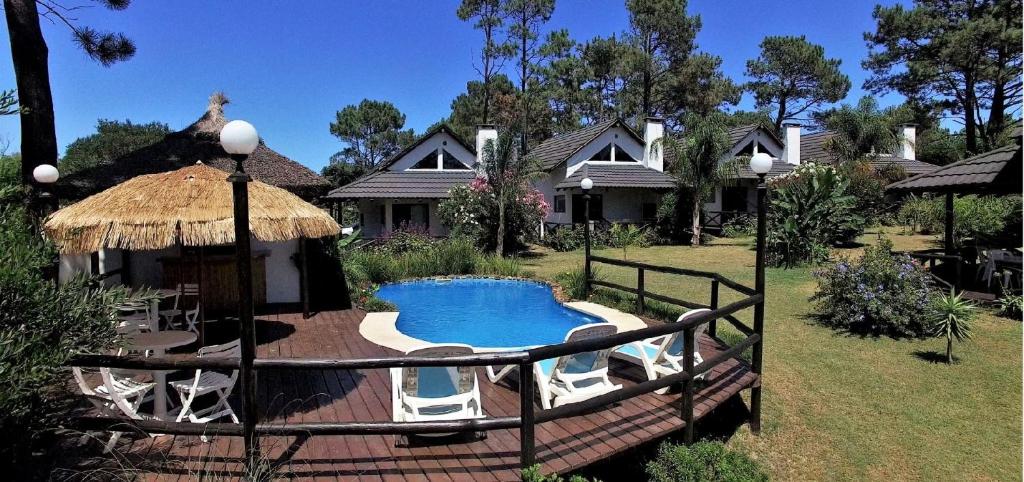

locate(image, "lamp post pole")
[[581, 178, 593, 296], [750, 172, 767, 433], [221, 120, 261, 465]]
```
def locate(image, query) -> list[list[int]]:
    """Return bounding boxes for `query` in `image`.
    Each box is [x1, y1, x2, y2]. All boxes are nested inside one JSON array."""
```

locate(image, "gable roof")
[[886, 143, 1022, 194], [375, 123, 476, 172], [555, 163, 675, 190], [868, 155, 941, 176], [59, 93, 330, 201], [799, 130, 839, 163], [325, 170, 477, 199], [528, 118, 645, 171]]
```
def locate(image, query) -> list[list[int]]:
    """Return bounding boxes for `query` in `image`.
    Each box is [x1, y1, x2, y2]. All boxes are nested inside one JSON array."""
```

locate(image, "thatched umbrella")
[[44, 162, 341, 341]]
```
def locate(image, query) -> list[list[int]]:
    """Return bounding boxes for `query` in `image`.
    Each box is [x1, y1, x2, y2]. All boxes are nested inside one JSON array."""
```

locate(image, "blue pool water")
[[375, 278, 606, 348]]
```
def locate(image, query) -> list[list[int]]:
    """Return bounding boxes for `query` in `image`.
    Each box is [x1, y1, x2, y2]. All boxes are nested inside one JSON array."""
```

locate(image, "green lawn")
[[520, 227, 1022, 481]]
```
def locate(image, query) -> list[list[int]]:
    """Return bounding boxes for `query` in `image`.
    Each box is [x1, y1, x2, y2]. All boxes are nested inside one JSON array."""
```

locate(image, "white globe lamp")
[[219, 120, 259, 156], [749, 152, 773, 177], [32, 164, 59, 184], [580, 177, 594, 191]]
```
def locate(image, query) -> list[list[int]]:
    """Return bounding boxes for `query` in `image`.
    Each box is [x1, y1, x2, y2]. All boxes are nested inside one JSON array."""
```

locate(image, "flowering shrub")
[[812, 239, 933, 337], [438, 176, 547, 252], [767, 163, 863, 267]]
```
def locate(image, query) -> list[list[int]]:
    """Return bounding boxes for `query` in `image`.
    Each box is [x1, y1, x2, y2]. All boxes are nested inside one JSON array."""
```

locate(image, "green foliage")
[[521, 464, 596, 482], [645, 441, 769, 482], [745, 34, 851, 131], [437, 141, 548, 255], [996, 293, 1022, 320], [329, 99, 416, 168], [0, 88, 18, 116], [766, 164, 862, 267], [814, 96, 901, 163], [445, 74, 519, 142], [898, 194, 1022, 247], [377, 228, 437, 255], [812, 239, 933, 338], [0, 153, 23, 203], [554, 264, 590, 300], [840, 160, 904, 227], [929, 290, 975, 363], [0, 204, 139, 471], [544, 225, 587, 252], [320, 160, 366, 190], [864, 0, 1022, 153], [720, 214, 756, 238], [607, 223, 653, 259], [60, 118, 170, 175]]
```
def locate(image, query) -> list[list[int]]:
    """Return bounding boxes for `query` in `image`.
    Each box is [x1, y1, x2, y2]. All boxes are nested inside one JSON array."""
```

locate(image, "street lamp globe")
[[749, 152, 773, 176], [580, 177, 593, 191], [32, 164, 59, 184], [219, 120, 259, 156]]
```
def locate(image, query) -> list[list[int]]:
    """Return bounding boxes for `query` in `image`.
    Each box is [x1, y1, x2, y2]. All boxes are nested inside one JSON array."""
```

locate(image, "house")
[[700, 122, 941, 229], [56, 93, 333, 308], [326, 118, 675, 237]]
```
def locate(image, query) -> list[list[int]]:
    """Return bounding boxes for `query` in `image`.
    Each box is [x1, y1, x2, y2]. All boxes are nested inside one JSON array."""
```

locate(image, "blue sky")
[[0, 0, 907, 172]]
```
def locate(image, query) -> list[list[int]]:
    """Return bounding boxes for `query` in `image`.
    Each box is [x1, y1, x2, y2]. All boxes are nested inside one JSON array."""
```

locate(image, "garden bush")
[[554, 264, 591, 300], [720, 214, 756, 238], [898, 194, 1022, 247], [645, 441, 768, 482], [996, 293, 1022, 320], [0, 204, 142, 475], [607, 223, 654, 259], [544, 225, 587, 252], [438, 177, 547, 254], [812, 239, 933, 337], [766, 164, 863, 267]]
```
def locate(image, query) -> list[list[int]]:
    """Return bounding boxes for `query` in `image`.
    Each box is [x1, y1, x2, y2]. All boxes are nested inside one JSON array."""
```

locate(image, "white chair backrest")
[[402, 344, 475, 398], [99, 368, 145, 420], [554, 323, 618, 374], [178, 283, 200, 296], [199, 339, 242, 382], [72, 367, 97, 397], [658, 308, 712, 362]]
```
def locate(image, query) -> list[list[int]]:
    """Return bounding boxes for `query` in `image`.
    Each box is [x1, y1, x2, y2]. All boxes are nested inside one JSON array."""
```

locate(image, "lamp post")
[[31, 163, 59, 220], [219, 120, 260, 462], [580, 177, 593, 295], [748, 152, 771, 434]]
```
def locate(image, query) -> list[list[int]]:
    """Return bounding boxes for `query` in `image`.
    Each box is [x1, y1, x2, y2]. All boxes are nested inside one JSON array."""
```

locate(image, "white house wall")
[[253, 239, 301, 304], [565, 126, 646, 176], [390, 131, 475, 171]]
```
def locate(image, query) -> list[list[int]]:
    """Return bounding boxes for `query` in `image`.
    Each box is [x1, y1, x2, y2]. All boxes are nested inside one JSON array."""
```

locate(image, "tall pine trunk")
[[4, 0, 58, 189]]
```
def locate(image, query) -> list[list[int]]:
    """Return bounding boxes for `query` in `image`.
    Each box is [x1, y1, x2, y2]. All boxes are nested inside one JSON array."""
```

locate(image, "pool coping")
[[358, 300, 648, 353]]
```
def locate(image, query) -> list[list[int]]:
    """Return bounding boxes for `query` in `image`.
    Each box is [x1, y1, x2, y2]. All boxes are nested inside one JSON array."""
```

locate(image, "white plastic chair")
[[980, 250, 1023, 288], [168, 339, 240, 441], [390, 344, 484, 425], [160, 284, 201, 332], [72, 367, 155, 452], [612, 308, 711, 394], [487, 323, 622, 409]]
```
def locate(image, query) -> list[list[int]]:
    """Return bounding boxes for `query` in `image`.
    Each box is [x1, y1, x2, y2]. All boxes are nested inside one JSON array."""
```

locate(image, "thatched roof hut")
[[59, 93, 330, 201], [45, 162, 340, 254]]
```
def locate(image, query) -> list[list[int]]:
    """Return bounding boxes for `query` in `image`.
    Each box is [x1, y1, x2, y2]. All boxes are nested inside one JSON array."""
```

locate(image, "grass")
[[523, 226, 1022, 481]]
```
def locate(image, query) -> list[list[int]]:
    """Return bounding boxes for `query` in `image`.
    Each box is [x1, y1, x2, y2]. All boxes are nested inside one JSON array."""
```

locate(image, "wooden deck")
[[116, 307, 758, 481]]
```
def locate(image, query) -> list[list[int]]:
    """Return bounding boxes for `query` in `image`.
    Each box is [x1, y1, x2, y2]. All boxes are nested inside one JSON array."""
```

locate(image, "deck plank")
[[115, 306, 757, 480]]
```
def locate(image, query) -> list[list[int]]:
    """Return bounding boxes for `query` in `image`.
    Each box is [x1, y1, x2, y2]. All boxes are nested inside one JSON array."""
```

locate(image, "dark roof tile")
[[555, 164, 675, 190], [887, 144, 1021, 193], [325, 170, 477, 199]]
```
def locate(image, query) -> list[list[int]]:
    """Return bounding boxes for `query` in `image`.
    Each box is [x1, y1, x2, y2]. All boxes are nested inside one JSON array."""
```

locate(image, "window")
[[411, 150, 438, 169], [553, 195, 566, 213], [615, 144, 638, 162], [736, 142, 754, 156], [641, 202, 657, 221], [590, 143, 612, 161], [442, 149, 470, 169]]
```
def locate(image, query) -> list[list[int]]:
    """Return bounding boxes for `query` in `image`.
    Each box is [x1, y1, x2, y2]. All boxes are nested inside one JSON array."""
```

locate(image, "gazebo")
[[886, 127, 1022, 294], [45, 162, 343, 333]]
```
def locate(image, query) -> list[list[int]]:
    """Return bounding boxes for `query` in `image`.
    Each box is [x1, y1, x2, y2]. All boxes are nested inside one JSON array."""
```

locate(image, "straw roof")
[[45, 162, 340, 254], [59, 93, 331, 201]]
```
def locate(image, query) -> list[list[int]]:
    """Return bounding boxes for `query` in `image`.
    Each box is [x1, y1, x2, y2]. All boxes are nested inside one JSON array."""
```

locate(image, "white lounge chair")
[[72, 367, 155, 452], [168, 339, 241, 441], [390, 344, 484, 425], [612, 308, 711, 394], [487, 323, 622, 410]]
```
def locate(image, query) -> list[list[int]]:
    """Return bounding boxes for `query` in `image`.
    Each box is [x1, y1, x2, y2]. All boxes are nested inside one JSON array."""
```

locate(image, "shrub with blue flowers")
[[812, 238, 933, 337]]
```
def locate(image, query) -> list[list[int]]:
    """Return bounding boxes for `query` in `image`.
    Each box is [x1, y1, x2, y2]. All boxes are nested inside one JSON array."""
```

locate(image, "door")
[[392, 203, 430, 231], [571, 194, 603, 224]]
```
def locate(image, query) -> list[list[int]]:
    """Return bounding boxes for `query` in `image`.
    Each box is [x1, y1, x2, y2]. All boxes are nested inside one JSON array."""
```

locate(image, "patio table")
[[126, 331, 197, 421]]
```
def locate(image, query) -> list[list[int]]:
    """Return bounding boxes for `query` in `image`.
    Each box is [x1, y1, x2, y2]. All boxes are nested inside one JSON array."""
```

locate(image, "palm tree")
[[480, 131, 542, 255], [658, 112, 735, 245], [930, 290, 974, 364], [818, 96, 902, 163]]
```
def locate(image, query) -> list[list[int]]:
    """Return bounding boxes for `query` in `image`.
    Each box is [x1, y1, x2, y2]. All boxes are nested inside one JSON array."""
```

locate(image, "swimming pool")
[[374, 278, 607, 348]]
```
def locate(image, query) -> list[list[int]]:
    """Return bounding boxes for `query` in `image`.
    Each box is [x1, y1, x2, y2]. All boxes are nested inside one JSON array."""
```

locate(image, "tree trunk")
[[519, 15, 529, 153], [4, 0, 57, 189], [963, 75, 978, 154], [773, 95, 788, 133], [946, 336, 953, 364], [691, 196, 702, 246], [496, 198, 506, 256]]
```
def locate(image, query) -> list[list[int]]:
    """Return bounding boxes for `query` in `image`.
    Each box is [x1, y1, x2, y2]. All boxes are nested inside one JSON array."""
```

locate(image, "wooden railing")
[[702, 210, 750, 230], [65, 265, 762, 476]]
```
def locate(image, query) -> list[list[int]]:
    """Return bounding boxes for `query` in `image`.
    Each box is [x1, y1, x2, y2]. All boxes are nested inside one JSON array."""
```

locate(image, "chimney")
[[643, 117, 664, 172], [475, 124, 498, 166], [898, 124, 916, 160], [782, 122, 801, 165]]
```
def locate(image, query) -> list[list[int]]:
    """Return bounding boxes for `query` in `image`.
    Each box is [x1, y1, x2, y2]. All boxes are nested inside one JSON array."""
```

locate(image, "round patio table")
[[126, 331, 197, 421]]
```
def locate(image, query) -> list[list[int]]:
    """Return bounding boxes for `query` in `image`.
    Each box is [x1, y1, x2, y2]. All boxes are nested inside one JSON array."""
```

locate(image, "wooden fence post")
[[519, 363, 536, 472], [681, 325, 696, 444], [636, 267, 645, 314], [708, 279, 719, 338]]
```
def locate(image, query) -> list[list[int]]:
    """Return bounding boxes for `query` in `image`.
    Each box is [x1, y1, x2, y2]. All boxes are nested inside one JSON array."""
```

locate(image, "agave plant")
[[930, 290, 974, 364]]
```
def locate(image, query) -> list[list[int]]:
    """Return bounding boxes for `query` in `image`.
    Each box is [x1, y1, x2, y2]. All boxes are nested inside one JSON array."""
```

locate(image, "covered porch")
[[548, 164, 674, 232]]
